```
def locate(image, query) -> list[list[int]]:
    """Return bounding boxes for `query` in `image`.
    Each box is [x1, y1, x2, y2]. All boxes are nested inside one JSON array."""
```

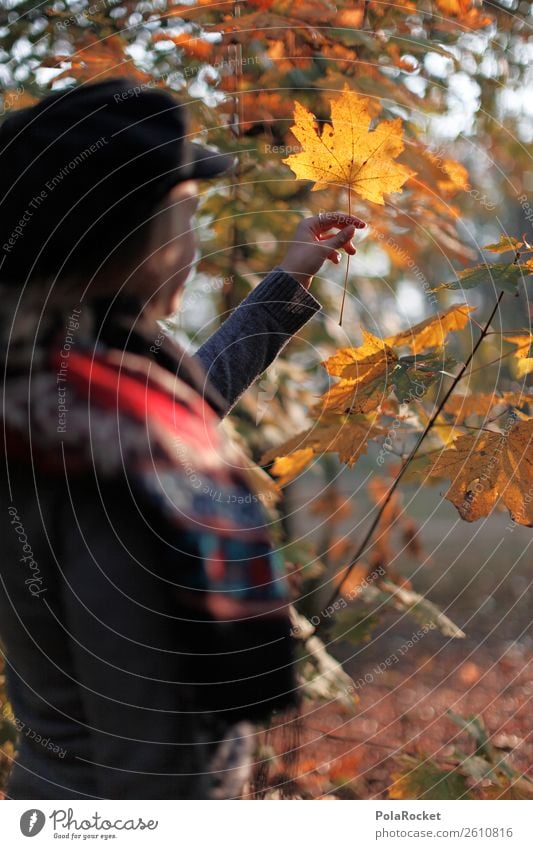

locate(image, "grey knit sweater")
[[194, 267, 321, 416]]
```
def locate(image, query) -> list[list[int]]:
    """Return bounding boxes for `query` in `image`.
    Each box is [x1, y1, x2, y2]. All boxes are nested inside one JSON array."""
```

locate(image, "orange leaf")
[[264, 416, 382, 486], [385, 304, 475, 354], [338, 563, 370, 597], [152, 32, 212, 59], [445, 391, 532, 422], [437, 158, 471, 195], [332, 8, 365, 28], [505, 333, 533, 378], [435, 0, 492, 29], [320, 331, 398, 414], [423, 420, 533, 526], [324, 330, 398, 381], [270, 447, 314, 487], [483, 234, 523, 254]]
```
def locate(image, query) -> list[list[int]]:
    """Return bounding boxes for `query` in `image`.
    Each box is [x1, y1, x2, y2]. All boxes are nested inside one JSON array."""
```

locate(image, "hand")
[[278, 211, 366, 289]]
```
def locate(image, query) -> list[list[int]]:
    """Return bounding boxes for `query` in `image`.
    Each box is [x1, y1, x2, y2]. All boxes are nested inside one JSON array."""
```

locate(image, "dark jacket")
[[0, 269, 320, 800]]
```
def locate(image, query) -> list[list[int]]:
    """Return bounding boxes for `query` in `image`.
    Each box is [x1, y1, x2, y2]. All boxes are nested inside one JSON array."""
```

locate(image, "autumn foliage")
[[1, 0, 532, 802]]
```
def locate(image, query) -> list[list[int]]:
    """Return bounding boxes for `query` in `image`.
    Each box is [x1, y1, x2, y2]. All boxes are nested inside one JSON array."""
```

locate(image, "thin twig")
[[319, 290, 506, 616], [469, 315, 488, 332], [225, 0, 243, 313], [465, 347, 517, 376]]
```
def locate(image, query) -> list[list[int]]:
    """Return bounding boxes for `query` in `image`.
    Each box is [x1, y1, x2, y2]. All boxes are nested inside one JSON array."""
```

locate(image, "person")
[[0, 77, 365, 800]]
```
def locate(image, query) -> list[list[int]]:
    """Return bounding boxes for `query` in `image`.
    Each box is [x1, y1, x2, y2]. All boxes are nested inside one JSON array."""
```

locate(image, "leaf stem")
[[339, 187, 352, 326], [319, 290, 506, 617]]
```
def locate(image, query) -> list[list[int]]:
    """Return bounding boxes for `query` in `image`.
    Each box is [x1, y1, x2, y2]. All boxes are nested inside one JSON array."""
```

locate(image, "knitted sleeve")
[[194, 268, 321, 416]]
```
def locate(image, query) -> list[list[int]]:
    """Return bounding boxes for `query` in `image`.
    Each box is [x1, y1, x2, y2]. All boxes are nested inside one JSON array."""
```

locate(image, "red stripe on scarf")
[[50, 348, 220, 456]]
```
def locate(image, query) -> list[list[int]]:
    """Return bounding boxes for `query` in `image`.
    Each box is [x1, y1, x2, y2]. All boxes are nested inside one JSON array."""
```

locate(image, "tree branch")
[[319, 290, 506, 617]]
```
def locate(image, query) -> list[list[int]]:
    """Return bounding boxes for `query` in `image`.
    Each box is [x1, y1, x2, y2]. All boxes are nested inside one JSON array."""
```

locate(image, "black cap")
[[0, 77, 236, 284]]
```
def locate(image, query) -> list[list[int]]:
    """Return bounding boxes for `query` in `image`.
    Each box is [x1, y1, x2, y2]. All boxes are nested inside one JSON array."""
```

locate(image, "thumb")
[[324, 224, 356, 250]]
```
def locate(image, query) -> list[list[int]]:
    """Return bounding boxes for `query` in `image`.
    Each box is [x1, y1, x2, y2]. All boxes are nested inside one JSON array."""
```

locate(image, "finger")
[[319, 234, 357, 255], [323, 224, 357, 250], [328, 240, 356, 261], [344, 240, 357, 255], [313, 212, 366, 232]]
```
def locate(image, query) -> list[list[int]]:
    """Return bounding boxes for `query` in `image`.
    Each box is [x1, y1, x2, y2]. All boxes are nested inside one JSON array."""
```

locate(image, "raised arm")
[[194, 212, 366, 417], [194, 268, 320, 416]]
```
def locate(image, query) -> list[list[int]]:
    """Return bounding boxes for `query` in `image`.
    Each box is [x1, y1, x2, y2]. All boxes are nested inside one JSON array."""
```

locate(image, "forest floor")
[[249, 478, 532, 799], [254, 621, 532, 799]]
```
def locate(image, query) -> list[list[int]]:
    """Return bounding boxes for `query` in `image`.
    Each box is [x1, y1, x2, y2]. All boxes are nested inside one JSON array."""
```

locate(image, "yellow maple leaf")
[[505, 333, 533, 378], [283, 85, 416, 205], [324, 330, 398, 379], [320, 331, 398, 414], [385, 304, 475, 354], [423, 419, 533, 526]]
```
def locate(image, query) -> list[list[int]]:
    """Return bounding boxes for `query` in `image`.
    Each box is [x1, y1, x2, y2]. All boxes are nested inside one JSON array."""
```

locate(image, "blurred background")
[[1, 0, 532, 799]]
